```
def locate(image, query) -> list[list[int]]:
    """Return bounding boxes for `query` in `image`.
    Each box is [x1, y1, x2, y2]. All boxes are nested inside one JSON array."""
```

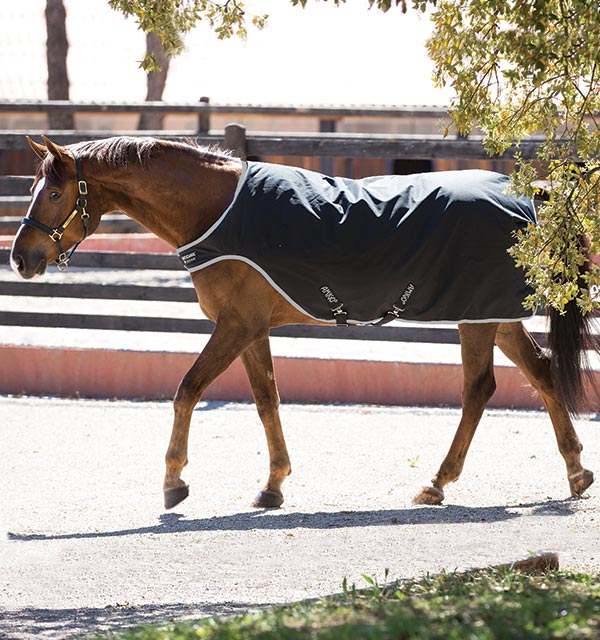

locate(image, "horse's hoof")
[[569, 469, 594, 497], [412, 486, 445, 505], [252, 490, 284, 509], [164, 485, 189, 509]]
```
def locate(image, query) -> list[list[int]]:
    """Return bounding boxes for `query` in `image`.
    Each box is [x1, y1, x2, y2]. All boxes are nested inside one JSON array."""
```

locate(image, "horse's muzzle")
[[10, 249, 47, 279]]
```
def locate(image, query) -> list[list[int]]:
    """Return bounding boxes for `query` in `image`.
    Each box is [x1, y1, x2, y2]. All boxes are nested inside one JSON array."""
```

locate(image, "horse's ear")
[[26, 135, 47, 161], [41, 135, 72, 165]]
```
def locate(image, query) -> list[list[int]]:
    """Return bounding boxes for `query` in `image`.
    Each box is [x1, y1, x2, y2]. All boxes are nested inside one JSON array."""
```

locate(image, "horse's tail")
[[547, 245, 598, 416]]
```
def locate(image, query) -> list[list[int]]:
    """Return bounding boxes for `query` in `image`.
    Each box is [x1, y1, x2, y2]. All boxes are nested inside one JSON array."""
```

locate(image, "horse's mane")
[[41, 137, 234, 184]]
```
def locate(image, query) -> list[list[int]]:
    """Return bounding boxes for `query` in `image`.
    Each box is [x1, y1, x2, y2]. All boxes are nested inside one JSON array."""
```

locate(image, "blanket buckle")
[[332, 304, 348, 327], [390, 304, 404, 318], [320, 285, 348, 327]]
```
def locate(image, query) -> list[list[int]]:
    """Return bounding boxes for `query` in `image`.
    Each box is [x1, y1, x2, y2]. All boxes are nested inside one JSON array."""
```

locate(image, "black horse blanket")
[[177, 161, 536, 325]]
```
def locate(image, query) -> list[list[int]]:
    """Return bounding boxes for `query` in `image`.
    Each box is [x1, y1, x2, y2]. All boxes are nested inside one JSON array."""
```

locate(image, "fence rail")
[[0, 99, 450, 119], [0, 248, 547, 347], [0, 129, 546, 159]]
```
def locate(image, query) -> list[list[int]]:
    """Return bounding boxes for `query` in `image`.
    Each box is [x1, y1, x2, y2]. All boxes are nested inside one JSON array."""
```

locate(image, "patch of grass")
[[94, 570, 600, 640], [406, 455, 420, 468]]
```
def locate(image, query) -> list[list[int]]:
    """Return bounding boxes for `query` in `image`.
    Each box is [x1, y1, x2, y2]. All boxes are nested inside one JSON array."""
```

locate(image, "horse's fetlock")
[[165, 444, 188, 468], [433, 462, 462, 487], [271, 458, 291, 479]]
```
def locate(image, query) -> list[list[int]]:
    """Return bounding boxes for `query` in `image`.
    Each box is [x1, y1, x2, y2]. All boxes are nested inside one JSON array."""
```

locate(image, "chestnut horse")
[[11, 135, 595, 510]]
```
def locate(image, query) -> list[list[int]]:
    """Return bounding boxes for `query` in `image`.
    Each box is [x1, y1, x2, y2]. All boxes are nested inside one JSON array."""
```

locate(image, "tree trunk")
[[45, 0, 74, 129], [138, 33, 170, 131]]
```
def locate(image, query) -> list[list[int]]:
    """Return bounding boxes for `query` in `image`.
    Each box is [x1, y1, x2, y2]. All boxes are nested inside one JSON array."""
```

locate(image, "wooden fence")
[[0, 99, 450, 117], [0, 102, 548, 352], [0, 127, 545, 160], [0, 99, 546, 159]]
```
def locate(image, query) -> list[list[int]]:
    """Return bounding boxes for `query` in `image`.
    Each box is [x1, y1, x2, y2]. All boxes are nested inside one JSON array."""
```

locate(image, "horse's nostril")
[[10, 252, 36, 278], [10, 252, 24, 273]]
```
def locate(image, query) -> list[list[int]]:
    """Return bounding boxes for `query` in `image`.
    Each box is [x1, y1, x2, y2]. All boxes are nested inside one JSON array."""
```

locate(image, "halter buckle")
[[78, 180, 88, 196], [50, 229, 63, 242], [56, 253, 69, 271]]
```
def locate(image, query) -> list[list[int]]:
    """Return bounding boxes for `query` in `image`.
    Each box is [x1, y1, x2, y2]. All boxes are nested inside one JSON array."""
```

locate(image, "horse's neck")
[[96, 157, 242, 248]]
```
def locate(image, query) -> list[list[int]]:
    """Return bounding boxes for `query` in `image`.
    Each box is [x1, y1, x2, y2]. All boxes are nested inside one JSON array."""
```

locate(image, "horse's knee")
[[463, 370, 496, 405], [482, 373, 497, 400]]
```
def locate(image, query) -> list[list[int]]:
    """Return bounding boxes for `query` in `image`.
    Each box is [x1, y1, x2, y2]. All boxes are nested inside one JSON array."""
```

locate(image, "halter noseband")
[[21, 153, 90, 272]]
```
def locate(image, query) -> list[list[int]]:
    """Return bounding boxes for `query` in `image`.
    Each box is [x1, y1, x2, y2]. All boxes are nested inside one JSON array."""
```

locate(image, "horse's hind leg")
[[413, 323, 498, 505], [240, 337, 291, 508], [495, 322, 594, 497]]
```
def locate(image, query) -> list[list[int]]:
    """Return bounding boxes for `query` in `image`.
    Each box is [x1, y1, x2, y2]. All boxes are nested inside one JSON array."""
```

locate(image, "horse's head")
[[11, 135, 96, 278]]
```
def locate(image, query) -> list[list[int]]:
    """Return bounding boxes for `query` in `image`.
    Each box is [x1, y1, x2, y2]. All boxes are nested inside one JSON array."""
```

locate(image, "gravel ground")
[[1, 396, 599, 639]]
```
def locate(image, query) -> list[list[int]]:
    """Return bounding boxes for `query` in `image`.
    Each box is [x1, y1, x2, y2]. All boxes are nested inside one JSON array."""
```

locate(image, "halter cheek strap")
[[21, 154, 91, 272]]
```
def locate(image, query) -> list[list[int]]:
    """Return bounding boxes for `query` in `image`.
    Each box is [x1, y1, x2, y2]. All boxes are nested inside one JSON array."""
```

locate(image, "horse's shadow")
[[7, 498, 578, 542]]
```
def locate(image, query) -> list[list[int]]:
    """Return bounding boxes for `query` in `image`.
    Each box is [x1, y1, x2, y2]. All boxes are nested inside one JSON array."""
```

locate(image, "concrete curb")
[[0, 342, 550, 408]]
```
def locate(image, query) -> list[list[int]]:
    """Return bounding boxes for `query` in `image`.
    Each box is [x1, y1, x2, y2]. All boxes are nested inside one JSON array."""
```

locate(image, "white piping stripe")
[[187, 255, 333, 323], [177, 161, 249, 254], [186, 255, 535, 326]]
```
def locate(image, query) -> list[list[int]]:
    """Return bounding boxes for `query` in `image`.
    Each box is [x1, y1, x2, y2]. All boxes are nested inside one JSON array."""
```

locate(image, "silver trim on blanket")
[[178, 161, 248, 254], [180, 254, 535, 327]]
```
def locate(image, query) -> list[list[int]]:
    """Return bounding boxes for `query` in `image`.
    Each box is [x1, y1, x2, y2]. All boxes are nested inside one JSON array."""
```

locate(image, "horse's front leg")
[[240, 337, 291, 508], [164, 319, 260, 509]]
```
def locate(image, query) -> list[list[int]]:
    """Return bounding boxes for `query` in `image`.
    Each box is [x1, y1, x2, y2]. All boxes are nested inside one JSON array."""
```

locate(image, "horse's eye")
[[49, 191, 62, 202]]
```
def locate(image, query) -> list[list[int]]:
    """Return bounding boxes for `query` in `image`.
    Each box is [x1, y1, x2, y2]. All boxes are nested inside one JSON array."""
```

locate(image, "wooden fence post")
[[197, 96, 210, 134], [223, 123, 248, 159], [319, 118, 336, 175]]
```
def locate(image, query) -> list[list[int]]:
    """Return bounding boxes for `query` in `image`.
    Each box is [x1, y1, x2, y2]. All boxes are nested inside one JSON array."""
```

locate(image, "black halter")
[[21, 153, 90, 272]]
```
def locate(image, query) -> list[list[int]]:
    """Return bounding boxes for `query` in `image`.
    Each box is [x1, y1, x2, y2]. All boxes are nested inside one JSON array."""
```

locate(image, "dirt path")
[[1, 396, 599, 639]]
